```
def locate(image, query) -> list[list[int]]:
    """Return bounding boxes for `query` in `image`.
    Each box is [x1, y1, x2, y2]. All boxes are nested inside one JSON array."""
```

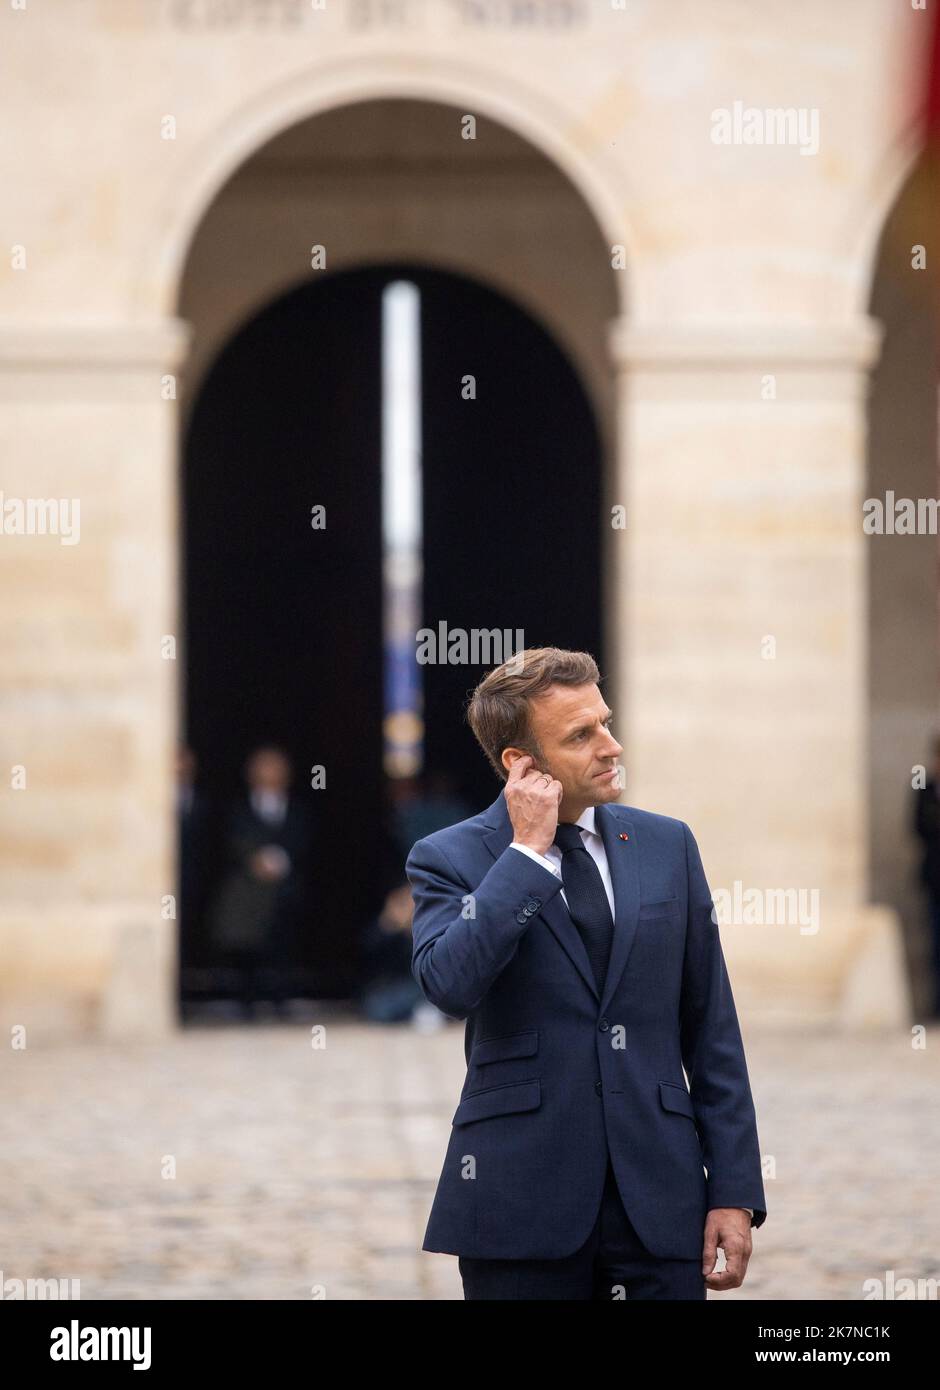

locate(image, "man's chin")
[[589, 772, 622, 800]]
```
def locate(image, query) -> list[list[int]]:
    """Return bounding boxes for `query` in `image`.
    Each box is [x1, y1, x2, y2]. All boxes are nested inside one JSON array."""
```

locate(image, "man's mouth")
[[594, 767, 618, 779]]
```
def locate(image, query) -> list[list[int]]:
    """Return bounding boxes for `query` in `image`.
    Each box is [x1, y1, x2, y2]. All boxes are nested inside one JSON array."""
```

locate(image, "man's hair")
[[466, 647, 601, 782]]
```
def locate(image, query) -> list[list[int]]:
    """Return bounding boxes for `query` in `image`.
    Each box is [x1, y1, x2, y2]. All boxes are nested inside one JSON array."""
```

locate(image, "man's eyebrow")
[[564, 708, 614, 735]]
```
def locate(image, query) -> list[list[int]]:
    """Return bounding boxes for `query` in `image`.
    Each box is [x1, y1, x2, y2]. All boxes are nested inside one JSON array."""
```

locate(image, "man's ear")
[[503, 746, 546, 777], [501, 746, 528, 776]]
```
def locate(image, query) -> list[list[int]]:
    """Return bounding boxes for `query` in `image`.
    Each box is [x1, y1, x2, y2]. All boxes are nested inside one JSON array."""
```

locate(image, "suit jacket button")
[[594, 1080, 603, 1096], [525, 898, 540, 911], [516, 912, 528, 924]]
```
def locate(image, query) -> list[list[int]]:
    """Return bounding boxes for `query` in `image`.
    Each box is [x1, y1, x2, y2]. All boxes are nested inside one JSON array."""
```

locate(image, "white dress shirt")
[[511, 806, 613, 916], [251, 787, 287, 826], [509, 810, 754, 1222]]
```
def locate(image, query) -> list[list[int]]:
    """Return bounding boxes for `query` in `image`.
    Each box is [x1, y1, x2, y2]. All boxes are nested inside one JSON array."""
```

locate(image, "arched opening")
[[174, 98, 617, 1015], [866, 148, 940, 1016]]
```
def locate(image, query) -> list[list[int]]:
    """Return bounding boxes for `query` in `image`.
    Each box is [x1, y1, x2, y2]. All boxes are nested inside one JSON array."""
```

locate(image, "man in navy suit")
[[405, 647, 766, 1300]]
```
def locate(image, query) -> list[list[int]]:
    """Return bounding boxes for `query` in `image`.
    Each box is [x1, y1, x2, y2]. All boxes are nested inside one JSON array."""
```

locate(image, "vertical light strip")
[[381, 280, 424, 777]]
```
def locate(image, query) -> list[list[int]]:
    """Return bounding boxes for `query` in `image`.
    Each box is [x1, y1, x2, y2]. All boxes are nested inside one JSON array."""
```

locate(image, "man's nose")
[[601, 731, 623, 756]]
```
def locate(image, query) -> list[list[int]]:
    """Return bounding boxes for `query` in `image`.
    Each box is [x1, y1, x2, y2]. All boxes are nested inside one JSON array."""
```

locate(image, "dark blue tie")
[[553, 822, 614, 992]]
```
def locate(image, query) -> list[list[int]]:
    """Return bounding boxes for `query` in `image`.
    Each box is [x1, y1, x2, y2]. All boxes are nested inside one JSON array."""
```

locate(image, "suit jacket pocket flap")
[[453, 1079, 541, 1126], [659, 1080, 695, 1119], [639, 897, 680, 919], [471, 1029, 539, 1066]]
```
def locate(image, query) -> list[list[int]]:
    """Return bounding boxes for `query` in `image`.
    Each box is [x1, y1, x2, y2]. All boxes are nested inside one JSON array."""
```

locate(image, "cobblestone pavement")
[[2, 1007, 938, 1301]]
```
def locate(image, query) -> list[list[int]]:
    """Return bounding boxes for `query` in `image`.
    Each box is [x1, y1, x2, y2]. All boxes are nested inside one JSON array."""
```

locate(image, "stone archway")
[[166, 79, 623, 1029], [173, 95, 621, 447], [0, 57, 629, 1041], [141, 53, 633, 323]]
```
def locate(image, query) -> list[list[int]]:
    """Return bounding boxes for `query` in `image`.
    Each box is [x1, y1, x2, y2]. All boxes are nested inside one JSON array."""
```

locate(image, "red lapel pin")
[[619, 832, 629, 841]]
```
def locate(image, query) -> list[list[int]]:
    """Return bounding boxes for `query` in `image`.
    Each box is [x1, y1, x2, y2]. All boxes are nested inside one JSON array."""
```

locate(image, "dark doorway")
[[180, 263, 603, 1008]]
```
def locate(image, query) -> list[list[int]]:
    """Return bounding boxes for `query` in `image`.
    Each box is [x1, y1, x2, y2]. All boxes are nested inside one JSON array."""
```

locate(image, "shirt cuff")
[[509, 842, 560, 876]]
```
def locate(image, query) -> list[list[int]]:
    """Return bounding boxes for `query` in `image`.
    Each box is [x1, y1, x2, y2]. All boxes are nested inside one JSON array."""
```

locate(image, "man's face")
[[248, 750, 290, 792], [176, 746, 195, 785], [509, 683, 623, 806]]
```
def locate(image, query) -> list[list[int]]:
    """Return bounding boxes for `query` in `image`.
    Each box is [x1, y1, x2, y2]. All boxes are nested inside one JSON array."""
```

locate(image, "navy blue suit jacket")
[[405, 787, 767, 1261]]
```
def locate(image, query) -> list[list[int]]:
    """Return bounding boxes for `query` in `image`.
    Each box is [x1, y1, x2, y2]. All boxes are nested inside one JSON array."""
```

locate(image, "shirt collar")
[[574, 806, 597, 835]]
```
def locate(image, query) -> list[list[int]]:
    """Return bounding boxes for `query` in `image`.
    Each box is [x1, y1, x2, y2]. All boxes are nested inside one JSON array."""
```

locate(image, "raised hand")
[[504, 754, 563, 856]]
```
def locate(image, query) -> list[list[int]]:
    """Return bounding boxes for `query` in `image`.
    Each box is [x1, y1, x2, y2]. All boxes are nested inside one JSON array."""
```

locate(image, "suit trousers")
[[458, 1154, 707, 1300]]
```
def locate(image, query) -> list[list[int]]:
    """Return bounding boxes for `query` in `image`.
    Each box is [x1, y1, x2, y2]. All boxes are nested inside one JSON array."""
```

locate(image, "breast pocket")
[[638, 897, 680, 921], [633, 900, 684, 964]]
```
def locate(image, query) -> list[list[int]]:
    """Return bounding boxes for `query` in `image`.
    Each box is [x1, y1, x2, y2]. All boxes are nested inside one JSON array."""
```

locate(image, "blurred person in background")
[[207, 744, 312, 1018], [912, 732, 940, 1016], [388, 769, 473, 862], [176, 743, 211, 970], [358, 881, 446, 1032]]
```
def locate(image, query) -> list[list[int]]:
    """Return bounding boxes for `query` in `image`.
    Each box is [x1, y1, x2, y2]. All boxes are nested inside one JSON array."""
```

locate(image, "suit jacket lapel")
[[481, 789, 599, 1003], [595, 802, 640, 1015]]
